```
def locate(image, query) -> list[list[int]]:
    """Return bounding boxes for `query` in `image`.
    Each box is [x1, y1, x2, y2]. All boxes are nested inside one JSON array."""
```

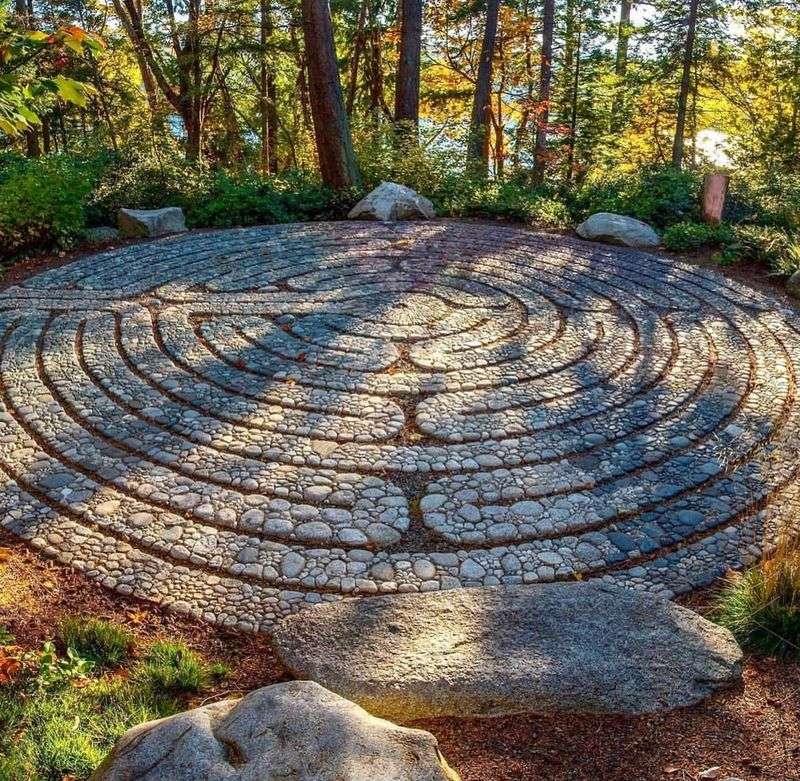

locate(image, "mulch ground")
[[2, 225, 799, 780], [1, 531, 798, 781]]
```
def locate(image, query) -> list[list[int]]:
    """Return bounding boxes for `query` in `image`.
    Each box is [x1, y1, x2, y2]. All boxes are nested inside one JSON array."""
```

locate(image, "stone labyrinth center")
[[2, 221, 799, 632]]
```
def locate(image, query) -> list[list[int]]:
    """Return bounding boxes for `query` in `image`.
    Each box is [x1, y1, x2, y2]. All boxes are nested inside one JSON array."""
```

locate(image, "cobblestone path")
[[1, 221, 798, 631]]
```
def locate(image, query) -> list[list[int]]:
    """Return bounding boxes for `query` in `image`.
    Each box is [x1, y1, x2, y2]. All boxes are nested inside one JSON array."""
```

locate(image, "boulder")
[[787, 270, 800, 300], [272, 583, 742, 723], [91, 681, 460, 781], [118, 207, 187, 238], [348, 182, 436, 222], [576, 212, 660, 248]]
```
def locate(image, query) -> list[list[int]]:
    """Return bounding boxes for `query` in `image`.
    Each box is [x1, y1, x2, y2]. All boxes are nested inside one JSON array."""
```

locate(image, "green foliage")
[[57, 618, 134, 670], [87, 148, 211, 224], [714, 543, 800, 660], [730, 225, 800, 275], [435, 176, 571, 229], [0, 635, 225, 781], [662, 221, 735, 252], [185, 171, 355, 229], [0, 11, 103, 136], [571, 166, 701, 228], [22, 641, 94, 690], [0, 626, 14, 646], [0, 153, 98, 259], [133, 640, 227, 695], [728, 173, 800, 231]]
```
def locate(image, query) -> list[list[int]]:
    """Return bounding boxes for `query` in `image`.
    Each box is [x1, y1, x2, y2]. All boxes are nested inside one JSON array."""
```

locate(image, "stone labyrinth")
[[2, 221, 799, 632]]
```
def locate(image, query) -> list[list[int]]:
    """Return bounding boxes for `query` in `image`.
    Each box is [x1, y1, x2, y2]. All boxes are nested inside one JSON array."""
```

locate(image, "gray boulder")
[[272, 583, 742, 723], [118, 207, 187, 238], [91, 680, 460, 781], [348, 182, 436, 222], [787, 270, 800, 300], [576, 212, 660, 248]]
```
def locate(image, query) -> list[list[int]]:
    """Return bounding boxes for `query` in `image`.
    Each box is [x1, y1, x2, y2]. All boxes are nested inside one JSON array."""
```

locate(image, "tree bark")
[[466, 0, 501, 173], [15, 0, 41, 157], [565, 7, 582, 182], [609, 0, 631, 130], [260, 0, 278, 174], [347, 0, 369, 114], [532, 0, 555, 183], [394, 0, 423, 125], [671, 0, 700, 168], [615, 0, 632, 76], [301, 0, 361, 188]]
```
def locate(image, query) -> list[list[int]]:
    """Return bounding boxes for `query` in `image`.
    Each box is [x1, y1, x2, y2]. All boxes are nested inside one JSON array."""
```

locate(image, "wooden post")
[[701, 173, 729, 224]]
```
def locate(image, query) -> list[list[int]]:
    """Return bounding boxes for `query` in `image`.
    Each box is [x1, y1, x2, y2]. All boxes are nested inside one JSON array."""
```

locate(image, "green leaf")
[[17, 105, 39, 124], [53, 75, 88, 107]]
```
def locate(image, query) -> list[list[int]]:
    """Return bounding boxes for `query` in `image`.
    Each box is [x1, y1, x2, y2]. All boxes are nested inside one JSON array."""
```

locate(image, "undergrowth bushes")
[[0, 153, 99, 259], [662, 220, 800, 275], [0, 143, 797, 279], [570, 165, 701, 228]]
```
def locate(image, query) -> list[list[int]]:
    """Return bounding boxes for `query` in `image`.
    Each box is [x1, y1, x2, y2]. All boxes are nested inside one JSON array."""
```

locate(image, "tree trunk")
[[347, 0, 369, 114], [367, 19, 390, 116], [671, 0, 700, 168], [260, 0, 278, 174], [394, 0, 423, 125], [301, 0, 361, 188], [41, 117, 51, 154], [15, 0, 41, 157], [532, 0, 555, 183], [615, 0, 632, 76], [609, 0, 631, 130], [512, 0, 533, 169], [565, 8, 582, 183], [466, 0, 501, 173]]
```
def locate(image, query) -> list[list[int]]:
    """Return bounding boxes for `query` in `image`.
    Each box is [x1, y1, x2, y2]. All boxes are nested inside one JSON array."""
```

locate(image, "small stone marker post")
[[701, 173, 729, 224]]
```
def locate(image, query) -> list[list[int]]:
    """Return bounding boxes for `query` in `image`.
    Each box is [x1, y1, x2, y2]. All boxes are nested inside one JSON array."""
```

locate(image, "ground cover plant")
[[715, 538, 800, 661], [0, 619, 227, 781]]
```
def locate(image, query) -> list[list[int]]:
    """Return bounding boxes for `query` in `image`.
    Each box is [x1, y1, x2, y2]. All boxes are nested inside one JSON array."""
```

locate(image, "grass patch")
[[57, 618, 134, 670], [0, 633, 227, 780], [715, 539, 800, 660], [133, 640, 228, 695]]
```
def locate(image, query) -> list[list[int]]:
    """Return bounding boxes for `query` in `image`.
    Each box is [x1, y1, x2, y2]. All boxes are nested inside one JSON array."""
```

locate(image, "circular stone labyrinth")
[[1, 221, 799, 632]]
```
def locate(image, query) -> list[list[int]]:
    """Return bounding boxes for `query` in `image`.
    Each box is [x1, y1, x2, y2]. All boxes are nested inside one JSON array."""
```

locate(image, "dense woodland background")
[[0, 0, 798, 270]]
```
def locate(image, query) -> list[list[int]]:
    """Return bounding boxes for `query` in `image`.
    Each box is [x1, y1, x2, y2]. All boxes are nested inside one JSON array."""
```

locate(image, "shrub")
[[571, 165, 701, 228], [57, 617, 134, 669], [731, 225, 800, 275], [715, 539, 800, 660], [728, 172, 800, 230], [0, 153, 99, 259], [87, 149, 211, 226], [133, 640, 227, 695], [662, 221, 735, 252], [435, 177, 571, 229], [185, 171, 356, 229]]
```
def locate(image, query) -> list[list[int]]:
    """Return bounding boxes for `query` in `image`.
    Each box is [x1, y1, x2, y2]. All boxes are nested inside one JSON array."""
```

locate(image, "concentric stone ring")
[[2, 221, 798, 632]]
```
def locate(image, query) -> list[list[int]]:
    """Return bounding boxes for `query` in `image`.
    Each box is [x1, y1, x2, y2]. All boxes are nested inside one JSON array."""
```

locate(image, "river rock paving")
[[2, 221, 799, 632]]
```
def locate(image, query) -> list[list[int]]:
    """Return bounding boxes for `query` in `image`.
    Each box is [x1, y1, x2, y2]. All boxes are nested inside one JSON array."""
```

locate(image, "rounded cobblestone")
[[1, 221, 799, 631]]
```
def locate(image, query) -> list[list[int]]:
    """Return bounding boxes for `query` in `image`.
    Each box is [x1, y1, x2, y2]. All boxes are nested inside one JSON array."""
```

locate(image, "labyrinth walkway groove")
[[1, 221, 799, 632]]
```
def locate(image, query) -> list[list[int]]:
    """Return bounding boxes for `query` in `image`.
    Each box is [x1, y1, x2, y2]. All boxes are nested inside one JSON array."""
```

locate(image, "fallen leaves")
[[0, 646, 22, 686]]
